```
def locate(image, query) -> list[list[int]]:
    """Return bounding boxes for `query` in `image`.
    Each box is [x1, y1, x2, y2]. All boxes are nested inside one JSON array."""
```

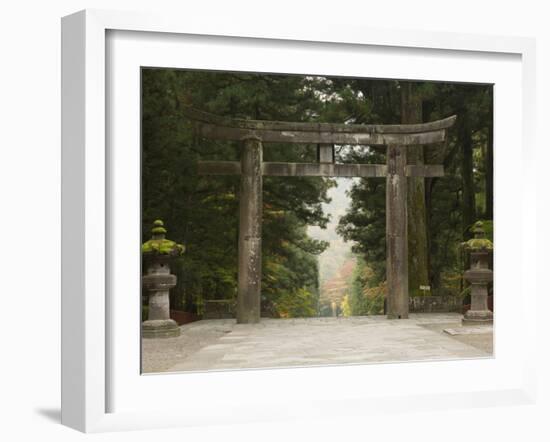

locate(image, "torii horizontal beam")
[[198, 124, 447, 145], [197, 161, 444, 178], [182, 105, 457, 146]]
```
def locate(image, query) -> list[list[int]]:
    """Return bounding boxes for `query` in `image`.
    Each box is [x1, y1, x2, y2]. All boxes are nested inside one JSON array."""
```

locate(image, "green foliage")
[[273, 287, 318, 318], [151, 219, 167, 234], [462, 220, 493, 252], [462, 238, 493, 251], [334, 80, 493, 296], [142, 69, 493, 315], [141, 239, 185, 255], [262, 235, 321, 317], [142, 305, 149, 322], [348, 258, 386, 315], [142, 219, 185, 255], [470, 219, 493, 240], [341, 295, 352, 317], [142, 69, 330, 315]]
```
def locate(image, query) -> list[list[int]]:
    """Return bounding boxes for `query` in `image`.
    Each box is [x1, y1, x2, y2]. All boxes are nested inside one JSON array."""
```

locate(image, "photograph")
[[139, 68, 494, 374], [0, 0, 545, 437]]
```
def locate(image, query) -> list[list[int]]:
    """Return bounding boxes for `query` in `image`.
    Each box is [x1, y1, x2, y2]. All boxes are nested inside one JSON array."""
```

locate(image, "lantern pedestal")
[[141, 220, 184, 339], [463, 280, 493, 324], [462, 222, 494, 326], [142, 319, 180, 338], [141, 260, 181, 338]]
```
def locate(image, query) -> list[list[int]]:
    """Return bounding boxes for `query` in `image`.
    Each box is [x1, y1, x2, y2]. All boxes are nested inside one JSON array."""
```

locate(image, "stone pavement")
[[142, 313, 493, 373]]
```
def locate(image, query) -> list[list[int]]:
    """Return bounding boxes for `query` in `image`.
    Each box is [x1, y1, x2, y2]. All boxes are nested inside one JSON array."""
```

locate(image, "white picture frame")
[[61, 9, 538, 433]]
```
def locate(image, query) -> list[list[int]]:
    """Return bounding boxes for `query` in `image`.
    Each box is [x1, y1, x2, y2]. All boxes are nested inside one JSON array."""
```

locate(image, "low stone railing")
[[409, 295, 461, 313]]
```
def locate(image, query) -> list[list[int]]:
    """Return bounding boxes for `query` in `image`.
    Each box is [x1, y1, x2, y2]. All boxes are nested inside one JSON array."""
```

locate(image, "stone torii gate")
[[183, 107, 456, 323]]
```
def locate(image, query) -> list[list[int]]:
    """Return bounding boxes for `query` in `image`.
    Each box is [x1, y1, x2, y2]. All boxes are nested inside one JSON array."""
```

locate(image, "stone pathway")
[[443, 326, 493, 335], [142, 313, 493, 373]]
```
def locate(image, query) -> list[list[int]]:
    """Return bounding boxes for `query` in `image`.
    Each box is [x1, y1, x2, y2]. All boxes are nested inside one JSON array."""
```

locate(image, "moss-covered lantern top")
[[141, 220, 185, 256], [463, 221, 493, 251]]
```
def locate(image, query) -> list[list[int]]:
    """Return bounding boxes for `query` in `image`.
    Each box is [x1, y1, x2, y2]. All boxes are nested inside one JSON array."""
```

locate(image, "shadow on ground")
[[35, 408, 61, 423]]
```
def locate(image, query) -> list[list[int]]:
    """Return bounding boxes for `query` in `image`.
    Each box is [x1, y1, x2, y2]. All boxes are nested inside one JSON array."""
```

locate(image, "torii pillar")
[[237, 136, 263, 323], [386, 145, 408, 319]]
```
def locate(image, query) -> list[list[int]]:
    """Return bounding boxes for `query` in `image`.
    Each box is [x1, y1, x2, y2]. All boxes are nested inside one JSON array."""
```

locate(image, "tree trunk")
[[459, 118, 476, 239], [401, 83, 430, 297], [485, 119, 493, 220]]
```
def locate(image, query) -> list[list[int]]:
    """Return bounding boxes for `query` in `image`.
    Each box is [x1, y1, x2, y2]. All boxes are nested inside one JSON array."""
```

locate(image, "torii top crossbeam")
[[182, 105, 457, 146]]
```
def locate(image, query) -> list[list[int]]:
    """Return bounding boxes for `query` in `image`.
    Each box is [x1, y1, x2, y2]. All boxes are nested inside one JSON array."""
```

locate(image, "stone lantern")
[[462, 221, 493, 325], [141, 219, 185, 338]]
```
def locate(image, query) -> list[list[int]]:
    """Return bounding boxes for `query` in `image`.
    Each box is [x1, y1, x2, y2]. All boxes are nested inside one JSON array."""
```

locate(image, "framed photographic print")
[[61, 9, 537, 433]]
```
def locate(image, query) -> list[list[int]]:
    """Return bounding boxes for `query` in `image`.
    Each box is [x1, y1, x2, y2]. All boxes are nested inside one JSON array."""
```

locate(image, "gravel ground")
[[141, 320, 234, 373], [419, 322, 493, 354], [142, 314, 493, 373], [444, 331, 493, 353]]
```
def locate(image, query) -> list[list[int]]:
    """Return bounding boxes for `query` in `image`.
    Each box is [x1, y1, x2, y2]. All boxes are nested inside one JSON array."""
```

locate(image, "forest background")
[[141, 69, 493, 318]]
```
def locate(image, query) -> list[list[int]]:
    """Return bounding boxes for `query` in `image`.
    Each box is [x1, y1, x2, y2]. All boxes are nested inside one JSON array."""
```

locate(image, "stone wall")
[[203, 299, 235, 319], [169, 309, 201, 325], [409, 295, 461, 313]]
